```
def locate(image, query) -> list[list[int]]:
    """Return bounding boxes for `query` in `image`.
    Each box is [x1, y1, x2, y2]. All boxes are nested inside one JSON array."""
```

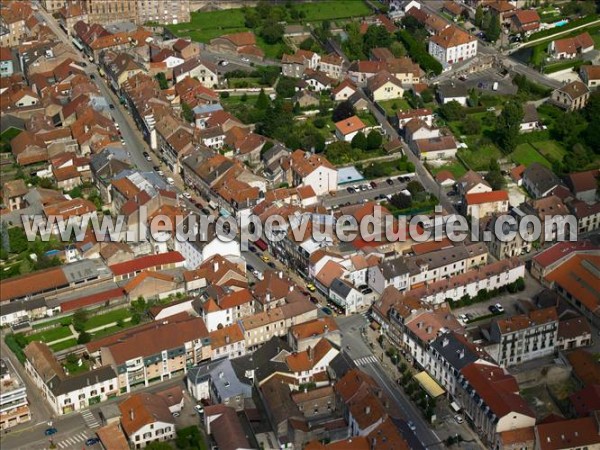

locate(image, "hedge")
[[397, 30, 443, 76], [544, 59, 590, 74], [528, 14, 599, 41]]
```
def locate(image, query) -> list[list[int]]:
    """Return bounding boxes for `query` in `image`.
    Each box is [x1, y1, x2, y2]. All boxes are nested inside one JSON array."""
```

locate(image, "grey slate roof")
[[330, 278, 353, 299], [47, 366, 117, 396], [231, 337, 291, 385], [438, 82, 468, 99], [380, 256, 410, 280], [0, 297, 47, 316], [429, 332, 481, 372], [522, 162, 562, 197]]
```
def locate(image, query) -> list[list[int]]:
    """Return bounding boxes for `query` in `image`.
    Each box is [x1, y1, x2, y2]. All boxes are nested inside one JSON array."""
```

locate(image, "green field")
[[26, 326, 73, 344], [83, 308, 131, 331], [50, 338, 78, 352], [531, 140, 566, 162], [458, 144, 502, 171], [430, 160, 467, 178], [593, 29, 600, 49], [167, 1, 371, 44], [512, 143, 552, 168], [377, 99, 411, 116]]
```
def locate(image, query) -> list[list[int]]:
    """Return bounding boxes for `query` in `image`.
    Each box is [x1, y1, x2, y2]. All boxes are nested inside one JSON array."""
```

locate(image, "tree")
[[390, 41, 406, 58], [332, 100, 355, 122], [366, 130, 383, 150], [72, 309, 88, 332], [313, 117, 326, 129], [363, 25, 392, 54], [131, 312, 141, 325], [154, 72, 168, 90], [145, 442, 172, 450], [407, 180, 424, 196], [351, 131, 368, 150], [390, 193, 412, 209], [463, 115, 481, 135], [181, 102, 194, 123], [420, 88, 434, 104], [66, 353, 79, 365], [482, 10, 492, 31], [299, 37, 315, 51], [260, 21, 284, 44], [475, 5, 484, 27], [487, 14, 501, 42], [77, 331, 91, 345], [485, 168, 505, 190], [496, 100, 524, 153], [275, 76, 297, 98], [438, 101, 465, 121], [325, 141, 353, 165], [255, 89, 270, 110]]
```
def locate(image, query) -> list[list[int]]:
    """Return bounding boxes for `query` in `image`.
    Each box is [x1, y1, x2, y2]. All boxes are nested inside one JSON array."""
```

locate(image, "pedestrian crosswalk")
[[55, 431, 89, 449], [81, 409, 100, 428], [354, 355, 378, 366]]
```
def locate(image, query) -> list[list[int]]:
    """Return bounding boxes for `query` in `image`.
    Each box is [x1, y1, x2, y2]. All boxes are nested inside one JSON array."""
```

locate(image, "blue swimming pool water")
[[555, 20, 569, 27]]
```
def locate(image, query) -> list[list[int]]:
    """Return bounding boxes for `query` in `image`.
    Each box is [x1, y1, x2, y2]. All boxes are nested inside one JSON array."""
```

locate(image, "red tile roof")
[[536, 416, 600, 450], [465, 190, 508, 205], [534, 241, 598, 268], [109, 251, 185, 276], [60, 287, 125, 312], [334, 115, 366, 136]]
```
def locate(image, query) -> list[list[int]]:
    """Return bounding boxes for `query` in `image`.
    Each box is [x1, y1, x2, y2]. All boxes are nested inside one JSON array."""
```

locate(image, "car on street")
[[247, 265, 255, 272], [45, 427, 58, 436], [109, 104, 115, 109], [249, 245, 257, 252], [167, 177, 175, 185], [407, 421, 417, 432], [321, 307, 333, 315], [157, 170, 164, 176], [347, 187, 355, 193], [183, 192, 192, 199], [306, 283, 316, 292], [194, 404, 204, 414], [153, 165, 160, 172], [267, 262, 276, 269], [494, 303, 504, 313], [455, 415, 464, 424], [310, 296, 318, 304], [143, 151, 151, 161], [489, 304, 498, 313], [90, 74, 95, 79], [261, 254, 270, 262], [253, 270, 261, 278], [218, 60, 229, 66], [241, 57, 250, 62], [386, 178, 394, 185], [201, 207, 211, 215], [85, 437, 100, 446], [370, 181, 377, 188]]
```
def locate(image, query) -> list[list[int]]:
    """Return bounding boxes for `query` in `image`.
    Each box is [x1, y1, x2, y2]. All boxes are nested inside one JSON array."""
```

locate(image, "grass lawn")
[[593, 28, 600, 49], [90, 322, 136, 340], [512, 143, 552, 168], [220, 93, 259, 107], [32, 315, 72, 329], [377, 98, 411, 116], [430, 160, 468, 178], [83, 308, 131, 331], [458, 144, 502, 171], [167, 1, 370, 44], [531, 140, 566, 162], [63, 359, 90, 376], [227, 77, 265, 89], [26, 326, 73, 344], [357, 111, 379, 127], [295, 1, 371, 22], [50, 338, 78, 352]]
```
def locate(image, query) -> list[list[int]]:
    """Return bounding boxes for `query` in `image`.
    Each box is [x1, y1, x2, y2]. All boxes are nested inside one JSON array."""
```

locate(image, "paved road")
[[336, 315, 445, 449], [359, 89, 457, 215]]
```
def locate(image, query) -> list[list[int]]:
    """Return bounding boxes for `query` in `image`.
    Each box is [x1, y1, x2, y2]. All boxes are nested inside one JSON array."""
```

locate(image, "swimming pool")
[[554, 19, 569, 27]]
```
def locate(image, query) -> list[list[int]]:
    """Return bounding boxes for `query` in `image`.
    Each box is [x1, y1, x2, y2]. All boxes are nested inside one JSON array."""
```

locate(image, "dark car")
[[249, 245, 257, 253], [447, 191, 457, 197], [80, 62, 87, 67], [201, 208, 211, 215], [247, 265, 255, 272], [86, 437, 100, 446], [489, 305, 498, 314], [386, 178, 394, 185], [153, 165, 160, 172], [310, 296, 319, 304], [45, 427, 58, 436], [347, 187, 355, 193], [370, 181, 377, 188], [321, 307, 333, 315], [397, 176, 404, 182], [267, 262, 276, 269], [109, 104, 115, 110], [90, 74, 95, 79]]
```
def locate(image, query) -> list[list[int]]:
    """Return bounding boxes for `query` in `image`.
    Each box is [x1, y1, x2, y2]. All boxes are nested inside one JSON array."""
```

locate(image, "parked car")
[[386, 178, 394, 185], [267, 262, 276, 269], [143, 151, 151, 161], [109, 104, 115, 110], [247, 265, 255, 272], [407, 421, 417, 432], [347, 187, 355, 193], [153, 165, 160, 172], [306, 283, 316, 292], [157, 170, 164, 176], [454, 415, 464, 424], [321, 307, 333, 315], [489, 304, 498, 314], [45, 427, 58, 436], [310, 296, 318, 304], [183, 192, 192, 199], [494, 303, 504, 313], [261, 254, 270, 262], [370, 181, 377, 188], [486, 107, 496, 112], [85, 437, 100, 446], [166, 177, 175, 185], [248, 245, 257, 253], [194, 404, 204, 414], [90, 74, 95, 80]]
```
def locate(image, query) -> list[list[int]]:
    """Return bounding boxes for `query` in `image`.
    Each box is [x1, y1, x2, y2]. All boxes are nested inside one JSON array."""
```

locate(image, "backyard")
[[429, 160, 468, 178], [166, 1, 371, 56], [377, 98, 411, 117], [457, 143, 503, 171], [512, 143, 552, 168]]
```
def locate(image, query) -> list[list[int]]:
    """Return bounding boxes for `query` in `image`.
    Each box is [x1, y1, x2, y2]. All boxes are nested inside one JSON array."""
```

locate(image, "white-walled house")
[[119, 393, 176, 449], [289, 149, 338, 196], [334, 115, 367, 142], [428, 26, 477, 70]]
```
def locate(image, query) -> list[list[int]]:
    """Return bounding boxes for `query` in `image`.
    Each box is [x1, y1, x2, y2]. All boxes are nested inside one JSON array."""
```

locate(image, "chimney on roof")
[[279, 271, 283, 279], [289, 285, 293, 292], [213, 261, 219, 273], [365, 405, 371, 415], [308, 345, 314, 361], [129, 409, 134, 421], [442, 337, 449, 347], [266, 293, 271, 303], [225, 335, 230, 344], [458, 349, 465, 359]]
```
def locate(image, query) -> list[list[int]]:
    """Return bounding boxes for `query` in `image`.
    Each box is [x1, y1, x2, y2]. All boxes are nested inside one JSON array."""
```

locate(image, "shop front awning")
[[414, 371, 445, 398]]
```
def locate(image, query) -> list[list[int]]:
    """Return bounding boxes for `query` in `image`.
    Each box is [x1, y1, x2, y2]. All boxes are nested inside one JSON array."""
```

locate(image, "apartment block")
[[0, 359, 30, 430], [82, 0, 190, 25]]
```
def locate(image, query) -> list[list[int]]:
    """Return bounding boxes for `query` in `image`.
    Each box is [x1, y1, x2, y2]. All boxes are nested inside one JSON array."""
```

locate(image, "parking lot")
[[323, 176, 412, 208]]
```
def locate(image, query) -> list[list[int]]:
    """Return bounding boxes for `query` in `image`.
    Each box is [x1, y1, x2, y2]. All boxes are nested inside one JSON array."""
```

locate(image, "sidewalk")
[[46, 318, 132, 346]]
